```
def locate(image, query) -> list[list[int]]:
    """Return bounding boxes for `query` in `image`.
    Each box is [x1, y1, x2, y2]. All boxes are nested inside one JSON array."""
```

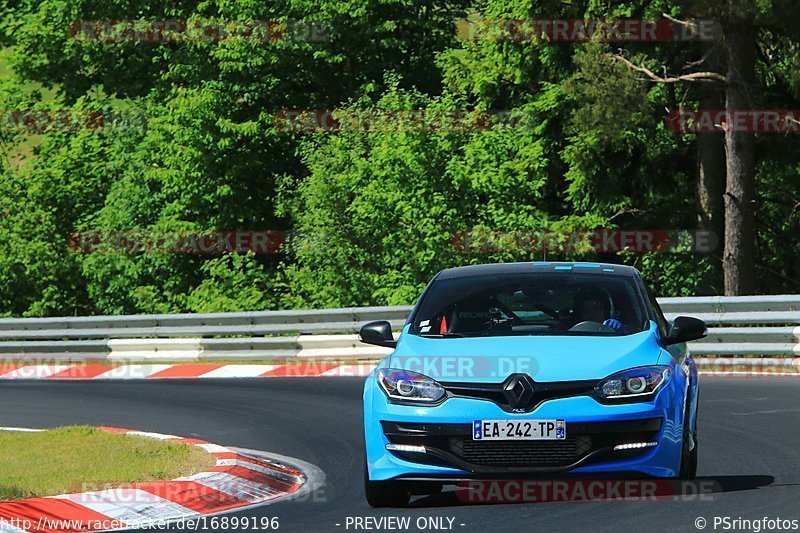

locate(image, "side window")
[[645, 285, 669, 338]]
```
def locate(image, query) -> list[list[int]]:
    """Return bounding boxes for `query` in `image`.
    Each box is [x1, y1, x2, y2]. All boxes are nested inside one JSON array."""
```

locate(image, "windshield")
[[411, 273, 649, 337]]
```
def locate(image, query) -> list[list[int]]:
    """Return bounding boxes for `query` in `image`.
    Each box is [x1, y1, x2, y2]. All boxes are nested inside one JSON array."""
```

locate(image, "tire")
[[687, 431, 698, 478], [687, 419, 698, 479], [677, 405, 698, 480], [364, 464, 410, 507]]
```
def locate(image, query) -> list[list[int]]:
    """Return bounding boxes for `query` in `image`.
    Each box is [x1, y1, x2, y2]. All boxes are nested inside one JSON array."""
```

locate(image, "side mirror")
[[664, 316, 707, 346], [358, 320, 397, 348]]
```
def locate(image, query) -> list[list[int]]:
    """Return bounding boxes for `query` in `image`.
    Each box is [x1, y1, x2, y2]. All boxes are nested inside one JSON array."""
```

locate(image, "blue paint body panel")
[[363, 263, 699, 482]]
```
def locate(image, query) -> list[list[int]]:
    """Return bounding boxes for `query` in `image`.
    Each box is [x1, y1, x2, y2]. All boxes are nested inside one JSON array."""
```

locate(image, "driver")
[[572, 287, 623, 332]]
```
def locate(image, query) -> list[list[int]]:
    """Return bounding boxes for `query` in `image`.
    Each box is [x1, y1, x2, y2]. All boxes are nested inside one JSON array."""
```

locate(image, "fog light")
[[386, 444, 427, 453], [613, 441, 658, 451]]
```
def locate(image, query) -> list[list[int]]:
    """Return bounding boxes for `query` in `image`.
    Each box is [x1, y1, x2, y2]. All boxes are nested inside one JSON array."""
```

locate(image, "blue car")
[[361, 262, 707, 507]]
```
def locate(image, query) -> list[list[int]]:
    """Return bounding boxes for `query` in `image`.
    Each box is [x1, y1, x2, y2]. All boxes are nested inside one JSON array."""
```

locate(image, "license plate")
[[473, 419, 566, 441]]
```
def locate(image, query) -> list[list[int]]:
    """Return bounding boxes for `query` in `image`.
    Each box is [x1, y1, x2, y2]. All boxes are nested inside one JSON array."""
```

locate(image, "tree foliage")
[[0, 0, 797, 315]]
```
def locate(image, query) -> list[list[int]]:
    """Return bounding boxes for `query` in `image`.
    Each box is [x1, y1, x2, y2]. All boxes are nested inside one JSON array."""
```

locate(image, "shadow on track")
[[397, 475, 775, 508]]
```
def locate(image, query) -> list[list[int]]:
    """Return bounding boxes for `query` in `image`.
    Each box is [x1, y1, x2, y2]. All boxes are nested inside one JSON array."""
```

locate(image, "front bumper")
[[364, 377, 684, 481]]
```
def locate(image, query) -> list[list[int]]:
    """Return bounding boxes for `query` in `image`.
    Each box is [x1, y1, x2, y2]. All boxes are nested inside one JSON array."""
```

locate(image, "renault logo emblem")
[[502, 373, 535, 409]]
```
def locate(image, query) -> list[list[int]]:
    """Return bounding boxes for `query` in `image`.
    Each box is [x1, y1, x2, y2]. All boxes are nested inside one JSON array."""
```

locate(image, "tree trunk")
[[722, 17, 757, 295], [696, 94, 725, 261]]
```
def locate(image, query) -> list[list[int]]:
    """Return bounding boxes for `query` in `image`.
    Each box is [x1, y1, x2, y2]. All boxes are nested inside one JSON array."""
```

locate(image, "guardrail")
[[0, 297, 797, 361], [658, 295, 800, 356], [0, 307, 412, 361]]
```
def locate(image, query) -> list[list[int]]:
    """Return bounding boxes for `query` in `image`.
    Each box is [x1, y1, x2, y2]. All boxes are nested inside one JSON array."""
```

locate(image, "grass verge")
[[0, 426, 215, 501]]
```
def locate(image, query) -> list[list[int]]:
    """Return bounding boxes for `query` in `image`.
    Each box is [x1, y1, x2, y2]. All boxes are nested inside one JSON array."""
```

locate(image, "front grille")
[[449, 436, 593, 467], [382, 419, 662, 473], [442, 375, 598, 413]]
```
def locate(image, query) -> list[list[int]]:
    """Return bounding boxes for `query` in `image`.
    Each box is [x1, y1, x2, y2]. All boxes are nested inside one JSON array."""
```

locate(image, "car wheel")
[[687, 422, 698, 479], [687, 414, 699, 479], [364, 463, 410, 507], [677, 413, 698, 480]]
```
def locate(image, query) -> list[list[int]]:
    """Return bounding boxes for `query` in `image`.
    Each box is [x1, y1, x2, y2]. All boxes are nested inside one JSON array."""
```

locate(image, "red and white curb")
[[0, 363, 377, 380], [0, 358, 797, 380], [0, 427, 322, 532]]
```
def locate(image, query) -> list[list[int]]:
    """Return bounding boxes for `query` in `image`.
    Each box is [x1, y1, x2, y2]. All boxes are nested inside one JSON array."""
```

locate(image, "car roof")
[[435, 262, 639, 280]]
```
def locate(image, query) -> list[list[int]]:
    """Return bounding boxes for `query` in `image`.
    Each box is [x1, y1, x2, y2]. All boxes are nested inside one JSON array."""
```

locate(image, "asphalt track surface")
[[1, 377, 798, 533]]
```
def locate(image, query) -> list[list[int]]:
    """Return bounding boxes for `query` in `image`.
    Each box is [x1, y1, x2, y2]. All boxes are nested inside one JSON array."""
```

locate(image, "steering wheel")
[[568, 320, 617, 333], [596, 287, 616, 319]]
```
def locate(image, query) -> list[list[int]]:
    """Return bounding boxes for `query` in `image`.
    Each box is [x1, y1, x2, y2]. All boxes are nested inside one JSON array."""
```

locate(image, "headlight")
[[595, 366, 670, 400], [377, 368, 446, 403]]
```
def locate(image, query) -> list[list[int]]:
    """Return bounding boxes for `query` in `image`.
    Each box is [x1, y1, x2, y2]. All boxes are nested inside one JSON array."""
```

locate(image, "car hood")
[[387, 321, 665, 383]]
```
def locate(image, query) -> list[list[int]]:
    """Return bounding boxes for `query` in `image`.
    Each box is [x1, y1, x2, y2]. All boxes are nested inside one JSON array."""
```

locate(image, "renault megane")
[[360, 262, 707, 506]]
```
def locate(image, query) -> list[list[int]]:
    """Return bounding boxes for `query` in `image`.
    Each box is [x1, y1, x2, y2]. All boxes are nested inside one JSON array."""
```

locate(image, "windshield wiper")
[[419, 332, 466, 338]]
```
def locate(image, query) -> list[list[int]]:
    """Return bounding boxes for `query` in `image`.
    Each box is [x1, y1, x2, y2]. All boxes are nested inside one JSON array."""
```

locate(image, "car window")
[[411, 273, 648, 337], [645, 284, 670, 338]]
